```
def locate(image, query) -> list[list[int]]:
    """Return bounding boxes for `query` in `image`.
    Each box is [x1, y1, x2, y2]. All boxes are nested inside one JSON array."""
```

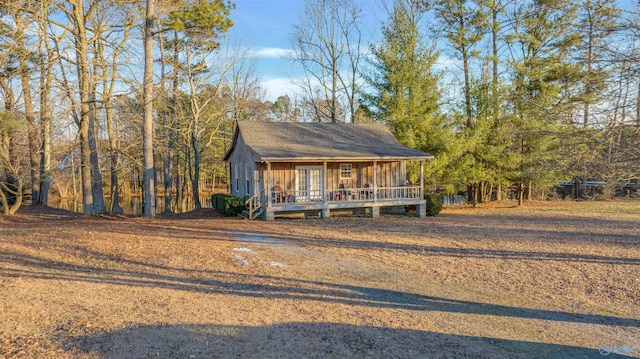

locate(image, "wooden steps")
[[239, 207, 263, 220]]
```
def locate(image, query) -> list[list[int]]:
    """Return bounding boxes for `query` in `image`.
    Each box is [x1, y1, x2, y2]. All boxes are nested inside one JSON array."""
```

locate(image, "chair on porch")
[[272, 184, 284, 203], [338, 183, 348, 200], [362, 183, 373, 200]]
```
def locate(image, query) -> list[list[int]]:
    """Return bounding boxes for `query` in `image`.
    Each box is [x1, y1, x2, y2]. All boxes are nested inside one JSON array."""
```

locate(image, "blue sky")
[[227, 0, 638, 103], [228, 0, 307, 101], [227, 0, 387, 101]]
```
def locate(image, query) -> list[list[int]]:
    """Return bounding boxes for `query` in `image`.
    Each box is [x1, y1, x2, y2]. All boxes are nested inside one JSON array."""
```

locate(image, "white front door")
[[295, 166, 323, 201]]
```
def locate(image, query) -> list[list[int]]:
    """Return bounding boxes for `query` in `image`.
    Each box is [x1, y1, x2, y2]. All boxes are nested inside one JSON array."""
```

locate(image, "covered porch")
[[247, 159, 426, 220]]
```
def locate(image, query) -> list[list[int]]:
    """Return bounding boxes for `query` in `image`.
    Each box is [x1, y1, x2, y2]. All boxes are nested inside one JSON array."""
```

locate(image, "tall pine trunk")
[[142, 0, 157, 216]]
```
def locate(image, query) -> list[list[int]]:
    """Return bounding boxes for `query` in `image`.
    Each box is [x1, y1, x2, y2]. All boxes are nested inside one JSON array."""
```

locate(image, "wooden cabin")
[[222, 121, 433, 220]]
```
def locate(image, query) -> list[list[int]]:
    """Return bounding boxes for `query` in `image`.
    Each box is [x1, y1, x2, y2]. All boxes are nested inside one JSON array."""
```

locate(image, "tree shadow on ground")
[[231, 230, 640, 265], [64, 322, 630, 359], [1, 249, 638, 328]]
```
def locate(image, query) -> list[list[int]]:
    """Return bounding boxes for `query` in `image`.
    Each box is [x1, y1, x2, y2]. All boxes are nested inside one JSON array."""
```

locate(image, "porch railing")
[[270, 186, 422, 205], [246, 190, 264, 219], [375, 186, 422, 200], [271, 189, 323, 204]]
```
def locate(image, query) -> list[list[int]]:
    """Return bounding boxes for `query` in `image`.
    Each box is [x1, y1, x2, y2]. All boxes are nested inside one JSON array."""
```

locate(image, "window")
[[234, 164, 239, 193], [245, 164, 250, 195], [340, 163, 352, 179]]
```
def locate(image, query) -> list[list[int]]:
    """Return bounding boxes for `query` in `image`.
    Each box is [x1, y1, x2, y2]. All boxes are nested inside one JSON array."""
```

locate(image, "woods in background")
[[1, 0, 639, 216]]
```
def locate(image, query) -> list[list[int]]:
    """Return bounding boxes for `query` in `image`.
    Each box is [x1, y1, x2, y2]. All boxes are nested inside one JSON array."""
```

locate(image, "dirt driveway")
[[1, 201, 639, 358]]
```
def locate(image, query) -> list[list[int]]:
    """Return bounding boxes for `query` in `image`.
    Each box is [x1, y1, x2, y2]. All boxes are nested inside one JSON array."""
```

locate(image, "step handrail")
[[245, 190, 264, 219]]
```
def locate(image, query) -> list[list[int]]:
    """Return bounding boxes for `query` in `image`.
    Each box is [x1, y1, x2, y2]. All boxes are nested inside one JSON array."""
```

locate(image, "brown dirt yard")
[[0, 201, 639, 358]]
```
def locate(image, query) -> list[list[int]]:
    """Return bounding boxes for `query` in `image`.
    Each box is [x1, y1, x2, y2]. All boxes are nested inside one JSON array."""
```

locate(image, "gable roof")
[[223, 121, 433, 162]]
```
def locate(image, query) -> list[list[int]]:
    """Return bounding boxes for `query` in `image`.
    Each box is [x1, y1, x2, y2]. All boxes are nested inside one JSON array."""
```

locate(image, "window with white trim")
[[234, 164, 239, 193], [245, 164, 250, 195], [340, 163, 352, 179]]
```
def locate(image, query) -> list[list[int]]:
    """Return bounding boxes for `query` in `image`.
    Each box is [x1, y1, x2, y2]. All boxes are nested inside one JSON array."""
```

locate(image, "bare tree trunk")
[[163, 126, 175, 213], [0, 180, 23, 215], [183, 144, 191, 212], [190, 136, 202, 210], [69, 0, 96, 215], [0, 78, 22, 215], [517, 182, 523, 206], [88, 87, 106, 214], [105, 103, 123, 213], [175, 151, 182, 213], [142, 0, 157, 216], [160, 30, 176, 214], [637, 80, 640, 125], [583, 5, 593, 128], [38, 16, 53, 206], [15, 15, 41, 204]]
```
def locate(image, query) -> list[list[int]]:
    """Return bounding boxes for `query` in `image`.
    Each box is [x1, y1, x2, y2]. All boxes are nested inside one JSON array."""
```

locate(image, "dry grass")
[[0, 201, 639, 358]]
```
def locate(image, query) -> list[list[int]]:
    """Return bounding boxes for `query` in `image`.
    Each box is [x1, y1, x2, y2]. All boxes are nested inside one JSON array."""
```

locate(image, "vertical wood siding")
[[226, 132, 260, 198], [259, 161, 405, 192]]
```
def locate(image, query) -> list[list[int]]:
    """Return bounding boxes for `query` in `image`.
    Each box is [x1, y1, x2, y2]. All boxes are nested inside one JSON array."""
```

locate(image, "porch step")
[[239, 207, 264, 220]]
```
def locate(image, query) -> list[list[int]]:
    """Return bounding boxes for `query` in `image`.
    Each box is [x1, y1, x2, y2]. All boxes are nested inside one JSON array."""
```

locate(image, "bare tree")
[[36, 0, 55, 206], [92, 3, 135, 213], [0, 72, 24, 215], [13, 10, 41, 204], [291, 0, 362, 123], [182, 42, 241, 209]]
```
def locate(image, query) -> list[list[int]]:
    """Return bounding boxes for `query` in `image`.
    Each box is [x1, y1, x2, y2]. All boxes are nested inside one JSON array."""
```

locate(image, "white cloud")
[[261, 77, 298, 102], [252, 47, 295, 58]]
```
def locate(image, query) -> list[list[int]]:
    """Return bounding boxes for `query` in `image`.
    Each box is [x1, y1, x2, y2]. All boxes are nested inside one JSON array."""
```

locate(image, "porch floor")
[[263, 198, 426, 220]]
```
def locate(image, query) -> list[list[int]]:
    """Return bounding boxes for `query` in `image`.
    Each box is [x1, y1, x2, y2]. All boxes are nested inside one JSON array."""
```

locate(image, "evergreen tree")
[[364, 0, 441, 152], [363, 0, 446, 189], [505, 0, 579, 203]]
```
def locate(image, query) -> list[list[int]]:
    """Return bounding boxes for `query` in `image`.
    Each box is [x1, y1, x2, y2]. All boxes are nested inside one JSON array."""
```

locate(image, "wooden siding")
[[262, 161, 406, 192], [265, 162, 320, 193], [226, 132, 261, 198], [226, 131, 413, 202]]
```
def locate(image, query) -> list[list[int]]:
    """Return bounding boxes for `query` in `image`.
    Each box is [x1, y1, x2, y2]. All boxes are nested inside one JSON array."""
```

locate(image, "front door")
[[295, 166, 323, 202]]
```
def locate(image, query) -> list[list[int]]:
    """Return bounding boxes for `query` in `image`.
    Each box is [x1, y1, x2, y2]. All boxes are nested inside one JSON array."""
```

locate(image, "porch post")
[[322, 161, 327, 203], [372, 161, 377, 203], [266, 161, 272, 206], [322, 161, 330, 219], [371, 160, 379, 218], [265, 161, 274, 220], [420, 160, 424, 198], [417, 160, 426, 218]]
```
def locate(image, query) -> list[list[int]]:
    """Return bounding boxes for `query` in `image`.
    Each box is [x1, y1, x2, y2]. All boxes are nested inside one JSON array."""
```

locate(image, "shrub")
[[211, 194, 246, 216], [424, 193, 443, 216]]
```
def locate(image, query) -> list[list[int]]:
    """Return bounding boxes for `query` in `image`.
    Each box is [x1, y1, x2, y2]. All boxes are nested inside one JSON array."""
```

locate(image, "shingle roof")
[[224, 121, 432, 162]]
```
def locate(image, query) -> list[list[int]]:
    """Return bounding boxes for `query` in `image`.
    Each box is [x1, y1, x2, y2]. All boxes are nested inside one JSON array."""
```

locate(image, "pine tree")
[[364, 0, 441, 152], [506, 0, 579, 203], [362, 1, 448, 188]]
